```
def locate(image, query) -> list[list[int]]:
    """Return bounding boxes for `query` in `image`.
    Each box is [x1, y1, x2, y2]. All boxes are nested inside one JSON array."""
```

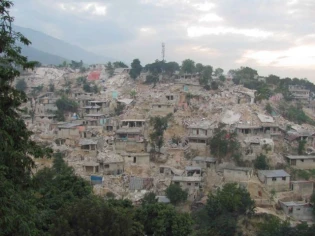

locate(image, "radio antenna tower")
[[162, 42, 165, 62]]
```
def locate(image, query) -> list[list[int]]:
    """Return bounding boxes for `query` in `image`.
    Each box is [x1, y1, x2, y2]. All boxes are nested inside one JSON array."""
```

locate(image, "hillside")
[[21, 45, 67, 65], [14, 25, 115, 65]]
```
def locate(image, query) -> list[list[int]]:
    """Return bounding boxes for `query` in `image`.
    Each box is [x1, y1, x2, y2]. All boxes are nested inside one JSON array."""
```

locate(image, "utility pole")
[[162, 42, 165, 62]]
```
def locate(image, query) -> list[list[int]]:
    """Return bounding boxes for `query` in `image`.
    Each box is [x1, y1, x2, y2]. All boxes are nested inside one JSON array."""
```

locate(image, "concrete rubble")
[[16, 65, 315, 223]]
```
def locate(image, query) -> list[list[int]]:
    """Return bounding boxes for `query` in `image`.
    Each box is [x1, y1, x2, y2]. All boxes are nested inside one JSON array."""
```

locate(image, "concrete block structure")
[[223, 167, 253, 182], [285, 155, 315, 169], [258, 170, 290, 192]]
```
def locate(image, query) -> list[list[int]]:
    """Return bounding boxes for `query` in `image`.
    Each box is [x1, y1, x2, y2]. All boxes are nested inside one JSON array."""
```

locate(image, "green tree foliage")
[[196, 63, 204, 73], [279, 102, 311, 124], [0, 2, 52, 233], [194, 183, 254, 236], [56, 96, 78, 113], [165, 184, 188, 205], [257, 215, 315, 236], [265, 103, 272, 114], [114, 103, 125, 116], [15, 78, 27, 91], [145, 74, 159, 87], [266, 74, 280, 85], [48, 82, 55, 92], [106, 61, 114, 77], [211, 81, 218, 90], [135, 203, 193, 236], [298, 140, 306, 155], [129, 58, 142, 79], [181, 59, 195, 74], [214, 68, 224, 76], [142, 192, 158, 205], [50, 197, 142, 236], [113, 61, 128, 68], [70, 59, 83, 69], [76, 76, 87, 85], [164, 61, 180, 75], [130, 90, 137, 99], [199, 65, 213, 88], [149, 114, 172, 152], [219, 75, 226, 82], [209, 124, 241, 159], [231, 67, 258, 85], [145, 59, 164, 74], [254, 154, 269, 170], [32, 153, 92, 231]]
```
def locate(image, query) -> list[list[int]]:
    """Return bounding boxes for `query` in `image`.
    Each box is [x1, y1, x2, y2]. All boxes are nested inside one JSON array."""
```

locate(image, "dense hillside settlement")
[[15, 62, 315, 231]]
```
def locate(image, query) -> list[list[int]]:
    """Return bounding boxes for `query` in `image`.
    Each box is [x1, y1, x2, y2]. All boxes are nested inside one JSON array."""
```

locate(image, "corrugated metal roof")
[[258, 169, 290, 178], [172, 176, 201, 182], [286, 155, 315, 160]]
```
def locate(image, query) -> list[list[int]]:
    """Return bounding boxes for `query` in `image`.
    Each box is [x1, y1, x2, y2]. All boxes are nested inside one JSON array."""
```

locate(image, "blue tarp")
[[91, 175, 103, 185]]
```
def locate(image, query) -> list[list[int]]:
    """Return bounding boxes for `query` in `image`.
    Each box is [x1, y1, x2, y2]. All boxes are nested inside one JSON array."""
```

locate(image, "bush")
[[254, 154, 269, 170], [165, 184, 188, 205], [15, 79, 27, 91]]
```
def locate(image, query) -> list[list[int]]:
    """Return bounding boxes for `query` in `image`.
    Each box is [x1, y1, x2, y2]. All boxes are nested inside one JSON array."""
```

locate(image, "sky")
[[13, 0, 315, 82]]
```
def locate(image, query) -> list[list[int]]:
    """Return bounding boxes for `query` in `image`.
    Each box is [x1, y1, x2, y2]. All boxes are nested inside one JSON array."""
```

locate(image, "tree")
[[231, 66, 258, 85], [181, 59, 195, 74], [50, 197, 141, 236], [55, 96, 79, 118], [15, 78, 27, 91], [298, 140, 306, 155], [254, 154, 269, 170], [0, 2, 51, 234], [135, 203, 193, 236], [165, 184, 188, 205], [129, 58, 142, 79], [214, 68, 224, 76], [198, 183, 255, 236], [145, 74, 159, 87], [164, 61, 180, 75], [113, 61, 128, 68], [265, 103, 272, 114], [196, 63, 204, 73], [106, 61, 114, 77], [130, 90, 137, 99], [149, 114, 172, 153], [199, 65, 213, 88], [144, 60, 164, 74], [209, 124, 241, 159], [114, 103, 125, 116], [142, 192, 158, 205], [48, 82, 55, 92]]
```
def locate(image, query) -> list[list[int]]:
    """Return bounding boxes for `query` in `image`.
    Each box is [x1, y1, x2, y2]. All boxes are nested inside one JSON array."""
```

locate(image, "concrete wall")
[[172, 181, 201, 194], [265, 177, 290, 192], [57, 128, 81, 139], [223, 169, 252, 182], [150, 105, 174, 116], [291, 158, 315, 169], [102, 162, 124, 175], [189, 143, 209, 156], [192, 161, 216, 169], [115, 140, 146, 153], [291, 182, 314, 196], [280, 202, 314, 221], [124, 153, 150, 165]]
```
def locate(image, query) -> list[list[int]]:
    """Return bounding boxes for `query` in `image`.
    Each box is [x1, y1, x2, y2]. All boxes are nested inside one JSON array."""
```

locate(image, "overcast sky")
[[13, 0, 315, 81]]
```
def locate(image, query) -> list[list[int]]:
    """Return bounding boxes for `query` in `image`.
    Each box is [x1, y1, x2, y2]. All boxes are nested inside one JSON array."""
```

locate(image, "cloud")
[[237, 45, 315, 68], [58, 2, 107, 16], [199, 13, 223, 22], [11, 0, 315, 81], [193, 2, 215, 11], [187, 26, 273, 39]]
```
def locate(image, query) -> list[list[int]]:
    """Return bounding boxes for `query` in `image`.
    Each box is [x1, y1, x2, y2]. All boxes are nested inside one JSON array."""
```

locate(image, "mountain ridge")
[[15, 25, 115, 65]]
